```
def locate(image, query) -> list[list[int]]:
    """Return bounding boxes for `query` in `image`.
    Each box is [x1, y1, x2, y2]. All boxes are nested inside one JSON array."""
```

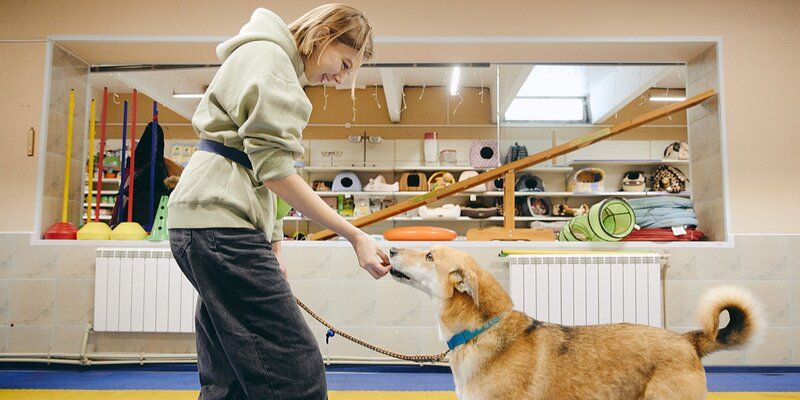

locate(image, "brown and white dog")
[[387, 246, 761, 400]]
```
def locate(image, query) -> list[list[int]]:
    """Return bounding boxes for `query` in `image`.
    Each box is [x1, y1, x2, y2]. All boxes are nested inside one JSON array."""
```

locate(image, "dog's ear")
[[449, 268, 479, 307]]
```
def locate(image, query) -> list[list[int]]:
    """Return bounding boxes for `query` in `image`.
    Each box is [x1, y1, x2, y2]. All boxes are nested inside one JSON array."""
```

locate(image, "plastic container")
[[424, 131, 438, 165]]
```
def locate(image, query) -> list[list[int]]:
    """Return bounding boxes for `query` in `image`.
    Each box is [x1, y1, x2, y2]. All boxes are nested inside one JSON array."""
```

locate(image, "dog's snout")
[[389, 247, 398, 257]]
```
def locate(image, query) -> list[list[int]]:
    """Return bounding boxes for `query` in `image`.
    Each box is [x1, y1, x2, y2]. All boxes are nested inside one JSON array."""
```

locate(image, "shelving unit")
[[83, 174, 121, 223], [292, 155, 694, 238]]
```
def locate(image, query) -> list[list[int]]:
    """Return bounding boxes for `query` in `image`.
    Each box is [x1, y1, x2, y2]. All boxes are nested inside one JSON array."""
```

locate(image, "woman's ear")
[[449, 268, 479, 307]]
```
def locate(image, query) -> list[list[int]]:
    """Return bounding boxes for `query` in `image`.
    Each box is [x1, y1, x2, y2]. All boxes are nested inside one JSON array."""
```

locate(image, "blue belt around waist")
[[198, 139, 252, 170]]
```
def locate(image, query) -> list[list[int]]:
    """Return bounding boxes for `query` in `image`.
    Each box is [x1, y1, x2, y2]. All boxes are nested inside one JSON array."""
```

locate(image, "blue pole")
[[149, 101, 157, 230]]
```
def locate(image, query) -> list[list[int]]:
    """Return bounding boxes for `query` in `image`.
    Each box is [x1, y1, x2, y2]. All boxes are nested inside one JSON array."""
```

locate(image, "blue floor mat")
[[706, 372, 800, 392], [0, 364, 798, 392]]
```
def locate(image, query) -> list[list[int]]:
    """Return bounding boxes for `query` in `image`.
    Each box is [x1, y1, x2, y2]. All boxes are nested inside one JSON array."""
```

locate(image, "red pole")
[[128, 89, 137, 222], [95, 87, 108, 222]]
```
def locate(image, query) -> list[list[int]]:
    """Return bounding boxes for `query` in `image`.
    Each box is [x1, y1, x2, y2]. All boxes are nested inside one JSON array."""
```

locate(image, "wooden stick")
[[503, 169, 515, 230], [309, 89, 715, 240]]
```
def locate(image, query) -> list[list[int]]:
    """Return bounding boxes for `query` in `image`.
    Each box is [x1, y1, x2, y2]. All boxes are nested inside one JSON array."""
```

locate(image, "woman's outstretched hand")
[[351, 232, 391, 279]]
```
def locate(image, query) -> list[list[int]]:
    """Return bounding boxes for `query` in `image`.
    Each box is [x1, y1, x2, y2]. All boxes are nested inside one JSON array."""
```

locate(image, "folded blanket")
[[634, 213, 699, 228], [627, 196, 693, 210], [627, 196, 698, 228]]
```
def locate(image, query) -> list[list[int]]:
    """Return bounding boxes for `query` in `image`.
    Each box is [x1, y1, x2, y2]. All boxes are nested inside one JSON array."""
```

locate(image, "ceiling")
[[68, 36, 698, 121], [90, 64, 686, 122], [91, 67, 218, 95], [57, 37, 713, 65], [90, 64, 685, 92]]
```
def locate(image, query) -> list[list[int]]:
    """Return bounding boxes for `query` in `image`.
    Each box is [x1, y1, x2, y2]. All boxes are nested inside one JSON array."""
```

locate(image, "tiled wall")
[[687, 45, 726, 242], [0, 232, 797, 365], [40, 45, 89, 236]]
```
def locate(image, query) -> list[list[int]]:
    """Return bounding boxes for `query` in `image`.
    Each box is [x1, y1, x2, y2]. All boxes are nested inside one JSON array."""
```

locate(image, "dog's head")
[[388, 245, 481, 305], [389, 245, 514, 338]]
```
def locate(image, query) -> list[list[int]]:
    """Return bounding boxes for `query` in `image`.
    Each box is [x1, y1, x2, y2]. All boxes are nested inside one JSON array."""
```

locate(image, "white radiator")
[[93, 248, 197, 333], [508, 253, 663, 328]]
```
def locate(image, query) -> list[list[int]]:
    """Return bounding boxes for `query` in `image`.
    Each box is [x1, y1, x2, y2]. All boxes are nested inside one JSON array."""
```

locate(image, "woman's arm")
[[263, 174, 390, 279]]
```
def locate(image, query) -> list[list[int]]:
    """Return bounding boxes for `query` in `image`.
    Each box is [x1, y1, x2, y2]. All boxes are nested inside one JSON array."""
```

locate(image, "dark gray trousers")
[[170, 228, 327, 400]]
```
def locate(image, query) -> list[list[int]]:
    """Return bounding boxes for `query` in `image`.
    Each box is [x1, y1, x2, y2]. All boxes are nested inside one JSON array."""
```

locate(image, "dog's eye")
[[425, 252, 434, 262]]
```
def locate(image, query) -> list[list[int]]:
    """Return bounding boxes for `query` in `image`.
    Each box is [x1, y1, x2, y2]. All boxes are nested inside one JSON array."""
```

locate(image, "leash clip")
[[325, 329, 336, 344]]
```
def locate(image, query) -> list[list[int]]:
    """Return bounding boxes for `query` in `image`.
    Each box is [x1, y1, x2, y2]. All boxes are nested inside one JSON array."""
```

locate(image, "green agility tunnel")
[[559, 197, 636, 242]]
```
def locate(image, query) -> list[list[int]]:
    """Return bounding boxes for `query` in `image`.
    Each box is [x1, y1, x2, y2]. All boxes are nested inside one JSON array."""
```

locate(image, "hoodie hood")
[[216, 8, 304, 79]]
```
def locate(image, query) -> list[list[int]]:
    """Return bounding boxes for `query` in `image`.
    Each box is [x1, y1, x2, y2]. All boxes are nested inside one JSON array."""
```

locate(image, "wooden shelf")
[[82, 215, 112, 221], [314, 191, 691, 198], [508, 166, 573, 173], [87, 178, 121, 183], [564, 191, 691, 198], [569, 159, 689, 167], [484, 191, 692, 197], [300, 165, 572, 173], [302, 164, 689, 173], [313, 191, 477, 197], [283, 215, 571, 222], [301, 166, 390, 172], [301, 165, 472, 172], [83, 190, 119, 195], [83, 203, 116, 208]]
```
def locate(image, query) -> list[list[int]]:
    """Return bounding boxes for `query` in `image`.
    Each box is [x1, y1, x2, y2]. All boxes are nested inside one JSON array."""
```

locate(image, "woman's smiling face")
[[302, 36, 360, 86]]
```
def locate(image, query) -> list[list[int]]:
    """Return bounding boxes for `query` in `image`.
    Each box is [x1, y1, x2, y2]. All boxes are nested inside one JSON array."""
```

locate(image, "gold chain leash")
[[296, 297, 450, 364]]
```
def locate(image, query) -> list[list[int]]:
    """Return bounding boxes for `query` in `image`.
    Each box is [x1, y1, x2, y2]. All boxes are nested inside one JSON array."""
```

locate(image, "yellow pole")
[[85, 99, 96, 222], [61, 89, 75, 223]]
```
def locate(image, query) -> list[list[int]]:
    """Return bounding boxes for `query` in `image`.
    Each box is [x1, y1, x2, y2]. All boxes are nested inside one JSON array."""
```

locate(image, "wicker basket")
[[399, 172, 428, 191]]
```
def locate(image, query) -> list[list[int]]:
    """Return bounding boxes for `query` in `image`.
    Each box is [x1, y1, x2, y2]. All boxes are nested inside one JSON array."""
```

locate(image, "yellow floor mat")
[[0, 390, 456, 400], [0, 390, 798, 399], [708, 394, 800, 400]]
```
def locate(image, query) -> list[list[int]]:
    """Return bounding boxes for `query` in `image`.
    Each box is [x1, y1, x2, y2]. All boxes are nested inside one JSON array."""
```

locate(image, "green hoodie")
[[168, 8, 310, 241]]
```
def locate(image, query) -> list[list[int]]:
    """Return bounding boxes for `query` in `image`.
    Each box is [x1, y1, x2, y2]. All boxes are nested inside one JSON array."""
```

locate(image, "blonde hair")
[[289, 4, 374, 96]]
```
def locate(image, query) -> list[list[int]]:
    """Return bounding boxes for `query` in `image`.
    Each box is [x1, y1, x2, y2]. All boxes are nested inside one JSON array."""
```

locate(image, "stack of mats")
[[623, 196, 704, 241]]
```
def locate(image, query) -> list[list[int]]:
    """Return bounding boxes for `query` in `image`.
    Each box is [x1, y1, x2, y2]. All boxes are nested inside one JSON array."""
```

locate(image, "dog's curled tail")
[[683, 286, 762, 358]]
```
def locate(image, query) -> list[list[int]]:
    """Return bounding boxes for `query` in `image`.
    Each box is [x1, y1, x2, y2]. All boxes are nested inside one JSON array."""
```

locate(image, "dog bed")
[[332, 171, 362, 192], [418, 204, 461, 220], [470, 140, 499, 168], [399, 172, 428, 191], [461, 200, 499, 219], [568, 167, 605, 192], [458, 170, 487, 192], [515, 174, 545, 192], [383, 226, 457, 241]]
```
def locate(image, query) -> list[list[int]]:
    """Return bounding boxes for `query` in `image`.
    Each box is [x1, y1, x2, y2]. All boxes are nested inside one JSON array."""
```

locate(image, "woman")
[[168, 5, 387, 399]]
